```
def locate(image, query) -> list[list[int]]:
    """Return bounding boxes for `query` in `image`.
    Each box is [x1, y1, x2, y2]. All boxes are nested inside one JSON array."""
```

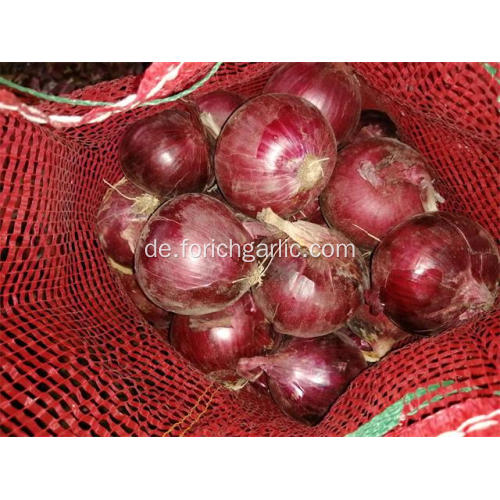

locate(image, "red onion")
[[215, 93, 336, 217], [195, 90, 244, 140], [320, 138, 444, 250], [264, 63, 361, 145], [119, 102, 212, 198], [369, 212, 499, 335], [352, 110, 398, 143], [115, 267, 171, 332], [237, 331, 366, 425], [96, 178, 160, 268], [348, 303, 410, 362], [135, 193, 259, 315], [252, 209, 367, 337], [170, 293, 275, 387]]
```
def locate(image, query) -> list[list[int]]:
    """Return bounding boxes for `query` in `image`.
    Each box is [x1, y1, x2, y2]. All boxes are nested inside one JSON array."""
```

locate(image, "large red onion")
[[264, 63, 361, 145], [369, 212, 499, 335], [119, 102, 212, 198], [252, 209, 367, 337], [170, 293, 275, 386], [320, 138, 444, 250], [195, 90, 244, 140], [215, 93, 336, 217], [96, 178, 160, 268], [348, 303, 410, 362], [352, 110, 398, 143], [237, 331, 366, 425], [135, 193, 259, 315]]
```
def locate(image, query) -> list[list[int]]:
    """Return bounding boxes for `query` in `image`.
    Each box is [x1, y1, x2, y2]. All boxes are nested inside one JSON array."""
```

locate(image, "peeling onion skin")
[[264, 63, 361, 145], [170, 293, 275, 384], [119, 102, 212, 198], [252, 211, 368, 337], [215, 93, 336, 218], [347, 303, 410, 362], [195, 90, 244, 140], [288, 197, 327, 225], [237, 331, 367, 425], [351, 110, 398, 143], [116, 268, 172, 333], [370, 212, 499, 335], [320, 137, 444, 250], [96, 178, 160, 268], [135, 194, 258, 315]]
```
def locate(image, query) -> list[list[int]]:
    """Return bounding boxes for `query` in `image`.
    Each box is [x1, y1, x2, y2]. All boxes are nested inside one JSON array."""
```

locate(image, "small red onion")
[[114, 266, 171, 332], [215, 93, 336, 217], [195, 90, 244, 140], [347, 303, 410, 362], [96, 178, 160, 268], [370, 212, 499, 335], [252, 209, 367, 337], [119, 102, 212, 198], [237, 331, 366, 425], [320, 137, 444, 250], [170, 293, 275, 386], [351, 110, 398, 143], [135, 193, 259, 315], [264, 63, 361, 145]]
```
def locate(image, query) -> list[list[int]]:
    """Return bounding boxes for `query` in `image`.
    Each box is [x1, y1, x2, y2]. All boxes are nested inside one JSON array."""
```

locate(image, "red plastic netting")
[[1, 62, 499, 436]]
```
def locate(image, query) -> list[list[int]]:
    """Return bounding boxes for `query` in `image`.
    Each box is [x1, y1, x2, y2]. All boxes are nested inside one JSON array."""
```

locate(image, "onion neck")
[[108, 257, 133, 275], [200, 111, 220, 140], [420, 179, 445, 212], [132, 193, 161, 215], [297, 154, 327, 191], [257, 208, 327, 251]]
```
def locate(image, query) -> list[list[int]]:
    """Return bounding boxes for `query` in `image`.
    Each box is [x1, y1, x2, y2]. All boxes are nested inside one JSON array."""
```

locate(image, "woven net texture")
[[0, 62, 499, 436]]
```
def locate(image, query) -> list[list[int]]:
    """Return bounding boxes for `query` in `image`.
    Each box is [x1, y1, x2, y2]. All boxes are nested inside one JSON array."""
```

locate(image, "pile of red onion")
[[95, 64, 499, 427]]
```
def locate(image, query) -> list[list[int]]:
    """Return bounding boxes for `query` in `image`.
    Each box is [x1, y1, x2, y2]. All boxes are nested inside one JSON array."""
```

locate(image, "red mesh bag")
[[1, 62, 499, 437]]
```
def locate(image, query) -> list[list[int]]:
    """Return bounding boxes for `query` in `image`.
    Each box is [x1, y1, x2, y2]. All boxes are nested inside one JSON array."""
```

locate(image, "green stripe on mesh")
[[347, 380, 459, 437]]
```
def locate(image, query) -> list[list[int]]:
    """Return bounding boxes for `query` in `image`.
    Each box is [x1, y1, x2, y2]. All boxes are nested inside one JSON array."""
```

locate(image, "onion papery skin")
[[370, 212, 499, 335], [195, 90, 244, 140], [351, 110, 398, 143], [215, 93, 336, 218], [119, 102, 212, 198], [264, 63, 361, 145], [96, 178, 160, 268], [320, 137, 444, 250], [135, 193, 258, 315], [115, 267, 172, 333], [237, 331, 366, 425], [170, 293, 275, 384], [252, 211, 368, 337], [347, 303, 410, 362]]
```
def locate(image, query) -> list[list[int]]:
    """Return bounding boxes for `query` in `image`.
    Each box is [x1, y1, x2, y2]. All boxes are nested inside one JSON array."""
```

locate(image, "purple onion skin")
[[119, 102, 212, 198], [252, 225, 367, 338], [170, 293, 275, 383], [237, 332, 367, 425], [117, 269, 172, 332], [370, 212, 499, 335], [215, 93, 336, 218], [351, 110, 398, 143], [195, 90, 244, 139], [264, 63, 361, 145], [135, 194, 257, 315], [320, 138, 443, 250]]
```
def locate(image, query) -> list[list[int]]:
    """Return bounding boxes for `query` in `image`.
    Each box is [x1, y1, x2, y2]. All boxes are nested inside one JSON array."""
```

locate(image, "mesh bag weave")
[[0, 62, 499, 437]]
